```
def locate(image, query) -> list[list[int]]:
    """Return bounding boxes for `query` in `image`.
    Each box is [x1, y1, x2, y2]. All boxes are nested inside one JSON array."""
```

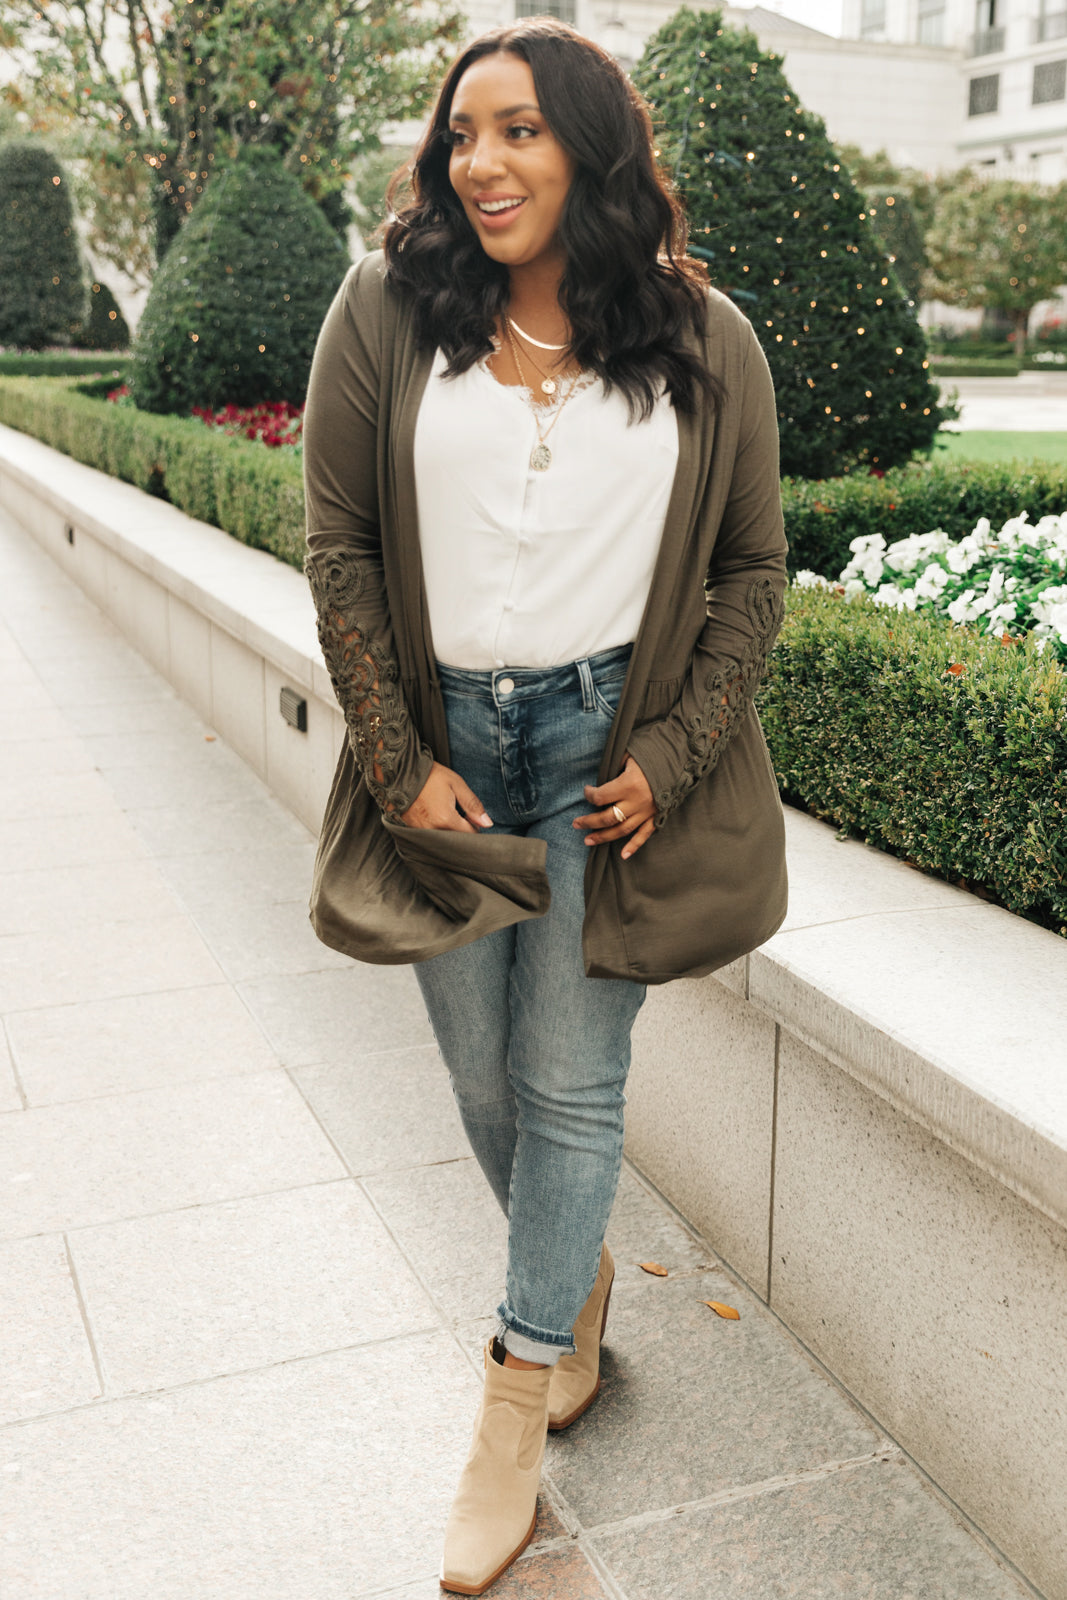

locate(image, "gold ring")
[[611, 804, 626, 825]]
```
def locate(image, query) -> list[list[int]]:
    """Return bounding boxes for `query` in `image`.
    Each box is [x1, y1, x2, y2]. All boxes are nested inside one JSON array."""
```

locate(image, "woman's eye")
[[445, 129, 470, 147], [506, 123, 538, 139]]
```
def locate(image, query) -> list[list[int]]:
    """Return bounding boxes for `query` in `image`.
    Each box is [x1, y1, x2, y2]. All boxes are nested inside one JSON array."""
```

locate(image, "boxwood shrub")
[[759, 586, 1067, 935], [129, 146, 347, 415], [781, 455, 1067, 580], [0, 377, 304, 568]]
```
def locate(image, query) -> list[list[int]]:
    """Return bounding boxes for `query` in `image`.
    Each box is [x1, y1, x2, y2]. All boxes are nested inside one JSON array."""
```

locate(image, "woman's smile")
[[448, 52, 574, 270], [473, 193, 528, 227]]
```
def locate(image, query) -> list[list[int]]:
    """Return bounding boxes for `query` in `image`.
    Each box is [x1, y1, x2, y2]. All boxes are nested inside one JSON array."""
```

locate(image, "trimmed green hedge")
[[759, 587, 1067, 935], [0, 352, 130, 378], [0, 377, 303, 568], [781, 456, 1067, 579]]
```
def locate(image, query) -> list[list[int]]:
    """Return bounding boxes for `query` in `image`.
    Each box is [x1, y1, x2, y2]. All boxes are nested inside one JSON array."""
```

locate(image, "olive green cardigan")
[[303, 252, 788, 984]]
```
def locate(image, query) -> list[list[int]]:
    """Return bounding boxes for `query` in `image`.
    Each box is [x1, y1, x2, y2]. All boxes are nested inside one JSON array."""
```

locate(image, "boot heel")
[[599, 1275, 613, 1343], [546, 1244, 614, 1431]]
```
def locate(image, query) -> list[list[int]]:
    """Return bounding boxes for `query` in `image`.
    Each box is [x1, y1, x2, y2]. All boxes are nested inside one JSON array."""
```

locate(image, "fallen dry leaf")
[[702, 1300, 740, 1320], [638, 1261, 668, 1277]]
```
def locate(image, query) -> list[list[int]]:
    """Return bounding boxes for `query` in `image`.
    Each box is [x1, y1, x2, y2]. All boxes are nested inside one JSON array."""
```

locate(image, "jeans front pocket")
[[588, 642, 634, 721], [592, 673, 628, 720]]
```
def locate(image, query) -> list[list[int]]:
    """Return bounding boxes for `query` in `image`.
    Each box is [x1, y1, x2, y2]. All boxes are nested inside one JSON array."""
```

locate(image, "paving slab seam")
[[3, 1173, 394, 1246], [773, 897, 993, 936], [767, 1021, 780, 1303], [353, 1574, 445, 1599], [1, 1013, 27, 1110], [0, 1322, 445, 1432], [0, 973, 261, 1025], [61, 1230, 105, 1399], [577, 1444, 903, 1548], [353, 1172, 476, 1365], [567, 1537, 634, 1600], [500, 1507, 634, 1600], [3, 1048, 283, 1112]]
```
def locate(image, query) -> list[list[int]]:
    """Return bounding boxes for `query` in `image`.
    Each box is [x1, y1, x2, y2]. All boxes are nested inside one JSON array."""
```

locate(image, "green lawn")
[[927, 430, 1067, 466]]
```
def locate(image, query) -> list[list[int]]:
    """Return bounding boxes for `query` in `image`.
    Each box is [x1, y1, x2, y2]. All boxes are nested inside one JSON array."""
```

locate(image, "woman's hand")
[[399, 761, 493, 832], [574, 754, 656, 861]]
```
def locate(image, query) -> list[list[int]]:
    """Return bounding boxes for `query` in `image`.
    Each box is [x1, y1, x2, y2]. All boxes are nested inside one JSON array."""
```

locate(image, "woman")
[[302, 19, 788, 1594]]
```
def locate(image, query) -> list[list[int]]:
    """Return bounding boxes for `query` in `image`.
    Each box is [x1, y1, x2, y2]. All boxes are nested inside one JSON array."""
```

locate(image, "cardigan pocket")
[[381, 816, 549, 926], [307, 738, 551, 966]]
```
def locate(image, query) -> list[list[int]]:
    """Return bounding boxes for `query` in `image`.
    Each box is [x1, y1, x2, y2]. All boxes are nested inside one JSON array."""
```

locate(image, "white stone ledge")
[[0, 425, 335, 708], [753, 813, 1067, 1235]]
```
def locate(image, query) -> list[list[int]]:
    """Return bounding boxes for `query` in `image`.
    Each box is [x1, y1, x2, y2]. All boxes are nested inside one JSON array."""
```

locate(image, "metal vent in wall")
[[279, 687, 307, 733]]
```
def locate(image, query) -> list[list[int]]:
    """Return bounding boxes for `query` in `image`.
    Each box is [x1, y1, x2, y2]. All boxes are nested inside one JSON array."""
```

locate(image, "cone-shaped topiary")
[[631, 8, 954, 477], [73, 280, 131, 351], [129, 145, 348, 413], [0, 142, 86, 351]]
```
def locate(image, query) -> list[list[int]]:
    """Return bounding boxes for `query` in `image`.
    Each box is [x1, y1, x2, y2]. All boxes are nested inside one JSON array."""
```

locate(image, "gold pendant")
[[540, 377, 556, 395], [531, 443, 552, 471]]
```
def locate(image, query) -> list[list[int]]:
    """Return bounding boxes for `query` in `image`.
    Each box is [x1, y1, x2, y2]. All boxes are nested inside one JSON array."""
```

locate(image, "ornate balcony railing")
[[968, 24, 1006, 53]]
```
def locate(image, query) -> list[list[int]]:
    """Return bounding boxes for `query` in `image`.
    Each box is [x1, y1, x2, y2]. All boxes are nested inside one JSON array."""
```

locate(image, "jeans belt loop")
[[575, 657, 597, 712]]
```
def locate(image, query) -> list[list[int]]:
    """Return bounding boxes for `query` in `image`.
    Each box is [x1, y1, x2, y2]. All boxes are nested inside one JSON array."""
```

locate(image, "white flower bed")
[[795, 512, 1067, 663]]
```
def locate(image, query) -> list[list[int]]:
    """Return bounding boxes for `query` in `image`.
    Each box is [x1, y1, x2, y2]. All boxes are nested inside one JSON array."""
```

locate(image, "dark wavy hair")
[[382, 19, 725, 420]]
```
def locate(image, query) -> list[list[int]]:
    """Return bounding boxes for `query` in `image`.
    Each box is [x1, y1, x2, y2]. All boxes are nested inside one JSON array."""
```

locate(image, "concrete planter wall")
[[2, 422, 1065, 1600]]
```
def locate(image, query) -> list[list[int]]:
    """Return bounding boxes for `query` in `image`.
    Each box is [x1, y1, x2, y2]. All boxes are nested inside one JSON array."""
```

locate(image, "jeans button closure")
[[498, 677, 515, 695]]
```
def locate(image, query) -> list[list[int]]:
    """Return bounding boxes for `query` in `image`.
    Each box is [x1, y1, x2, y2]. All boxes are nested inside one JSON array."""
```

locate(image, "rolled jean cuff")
[[496, 1309, 575, 1367]]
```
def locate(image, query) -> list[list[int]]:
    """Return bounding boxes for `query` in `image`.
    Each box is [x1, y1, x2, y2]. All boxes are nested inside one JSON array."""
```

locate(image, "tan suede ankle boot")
[[547, 1241, 615, 1431], [439, 1338, 552, 1595]]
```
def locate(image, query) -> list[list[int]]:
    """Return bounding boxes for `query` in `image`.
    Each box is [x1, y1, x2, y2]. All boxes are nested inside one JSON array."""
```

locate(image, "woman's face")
[[447, 51, 575, 276]]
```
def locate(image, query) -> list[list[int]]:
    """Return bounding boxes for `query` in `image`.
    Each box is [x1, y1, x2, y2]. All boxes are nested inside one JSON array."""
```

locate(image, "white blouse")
[[412, 345, 679, 670]]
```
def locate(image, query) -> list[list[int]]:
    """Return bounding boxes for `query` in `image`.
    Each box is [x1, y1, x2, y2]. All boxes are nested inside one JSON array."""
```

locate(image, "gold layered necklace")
[[502, 320, 580, 473], [506, 317, 568, 395]]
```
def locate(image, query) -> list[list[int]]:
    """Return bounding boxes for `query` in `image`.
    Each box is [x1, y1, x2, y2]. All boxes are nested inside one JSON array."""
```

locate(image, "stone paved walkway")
[[0, 505, 1042, 1599], [936, 370, 1067, 432]]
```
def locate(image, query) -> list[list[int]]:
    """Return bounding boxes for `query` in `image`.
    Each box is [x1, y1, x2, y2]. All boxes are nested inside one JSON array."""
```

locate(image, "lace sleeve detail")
[[651, 579, 785, 828], [305, 550, 431, 817]]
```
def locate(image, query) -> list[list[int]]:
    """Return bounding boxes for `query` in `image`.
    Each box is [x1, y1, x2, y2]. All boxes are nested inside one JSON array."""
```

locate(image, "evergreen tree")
[[73, 281, 131, 351], [129, 145, 347, 413], [632, 8, 954, 477], [0, 142, 86, 350]]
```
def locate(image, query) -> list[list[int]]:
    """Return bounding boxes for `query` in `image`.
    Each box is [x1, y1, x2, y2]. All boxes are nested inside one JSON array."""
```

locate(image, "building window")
[[1038, 0, 1067, 43], [917, 0, 945, 45], [1034, 58, 1067, 100], [515, 0, 576, 18], [969, 72, 1000, 112], [860, 0, 886, 36]]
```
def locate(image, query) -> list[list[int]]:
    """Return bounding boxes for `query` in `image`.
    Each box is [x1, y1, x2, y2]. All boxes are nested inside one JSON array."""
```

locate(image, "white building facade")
[[841, 0, 1067, 181], [436, 0, 1067, 181]]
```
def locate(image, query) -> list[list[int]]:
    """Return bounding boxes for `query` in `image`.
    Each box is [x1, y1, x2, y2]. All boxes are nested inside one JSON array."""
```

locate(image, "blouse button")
[[498, 677, 515, 695], [503, 600, 514, 611]]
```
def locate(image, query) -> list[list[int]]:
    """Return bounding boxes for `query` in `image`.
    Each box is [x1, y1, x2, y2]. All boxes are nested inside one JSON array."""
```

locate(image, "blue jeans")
[[414, 645, 647, 1365]]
